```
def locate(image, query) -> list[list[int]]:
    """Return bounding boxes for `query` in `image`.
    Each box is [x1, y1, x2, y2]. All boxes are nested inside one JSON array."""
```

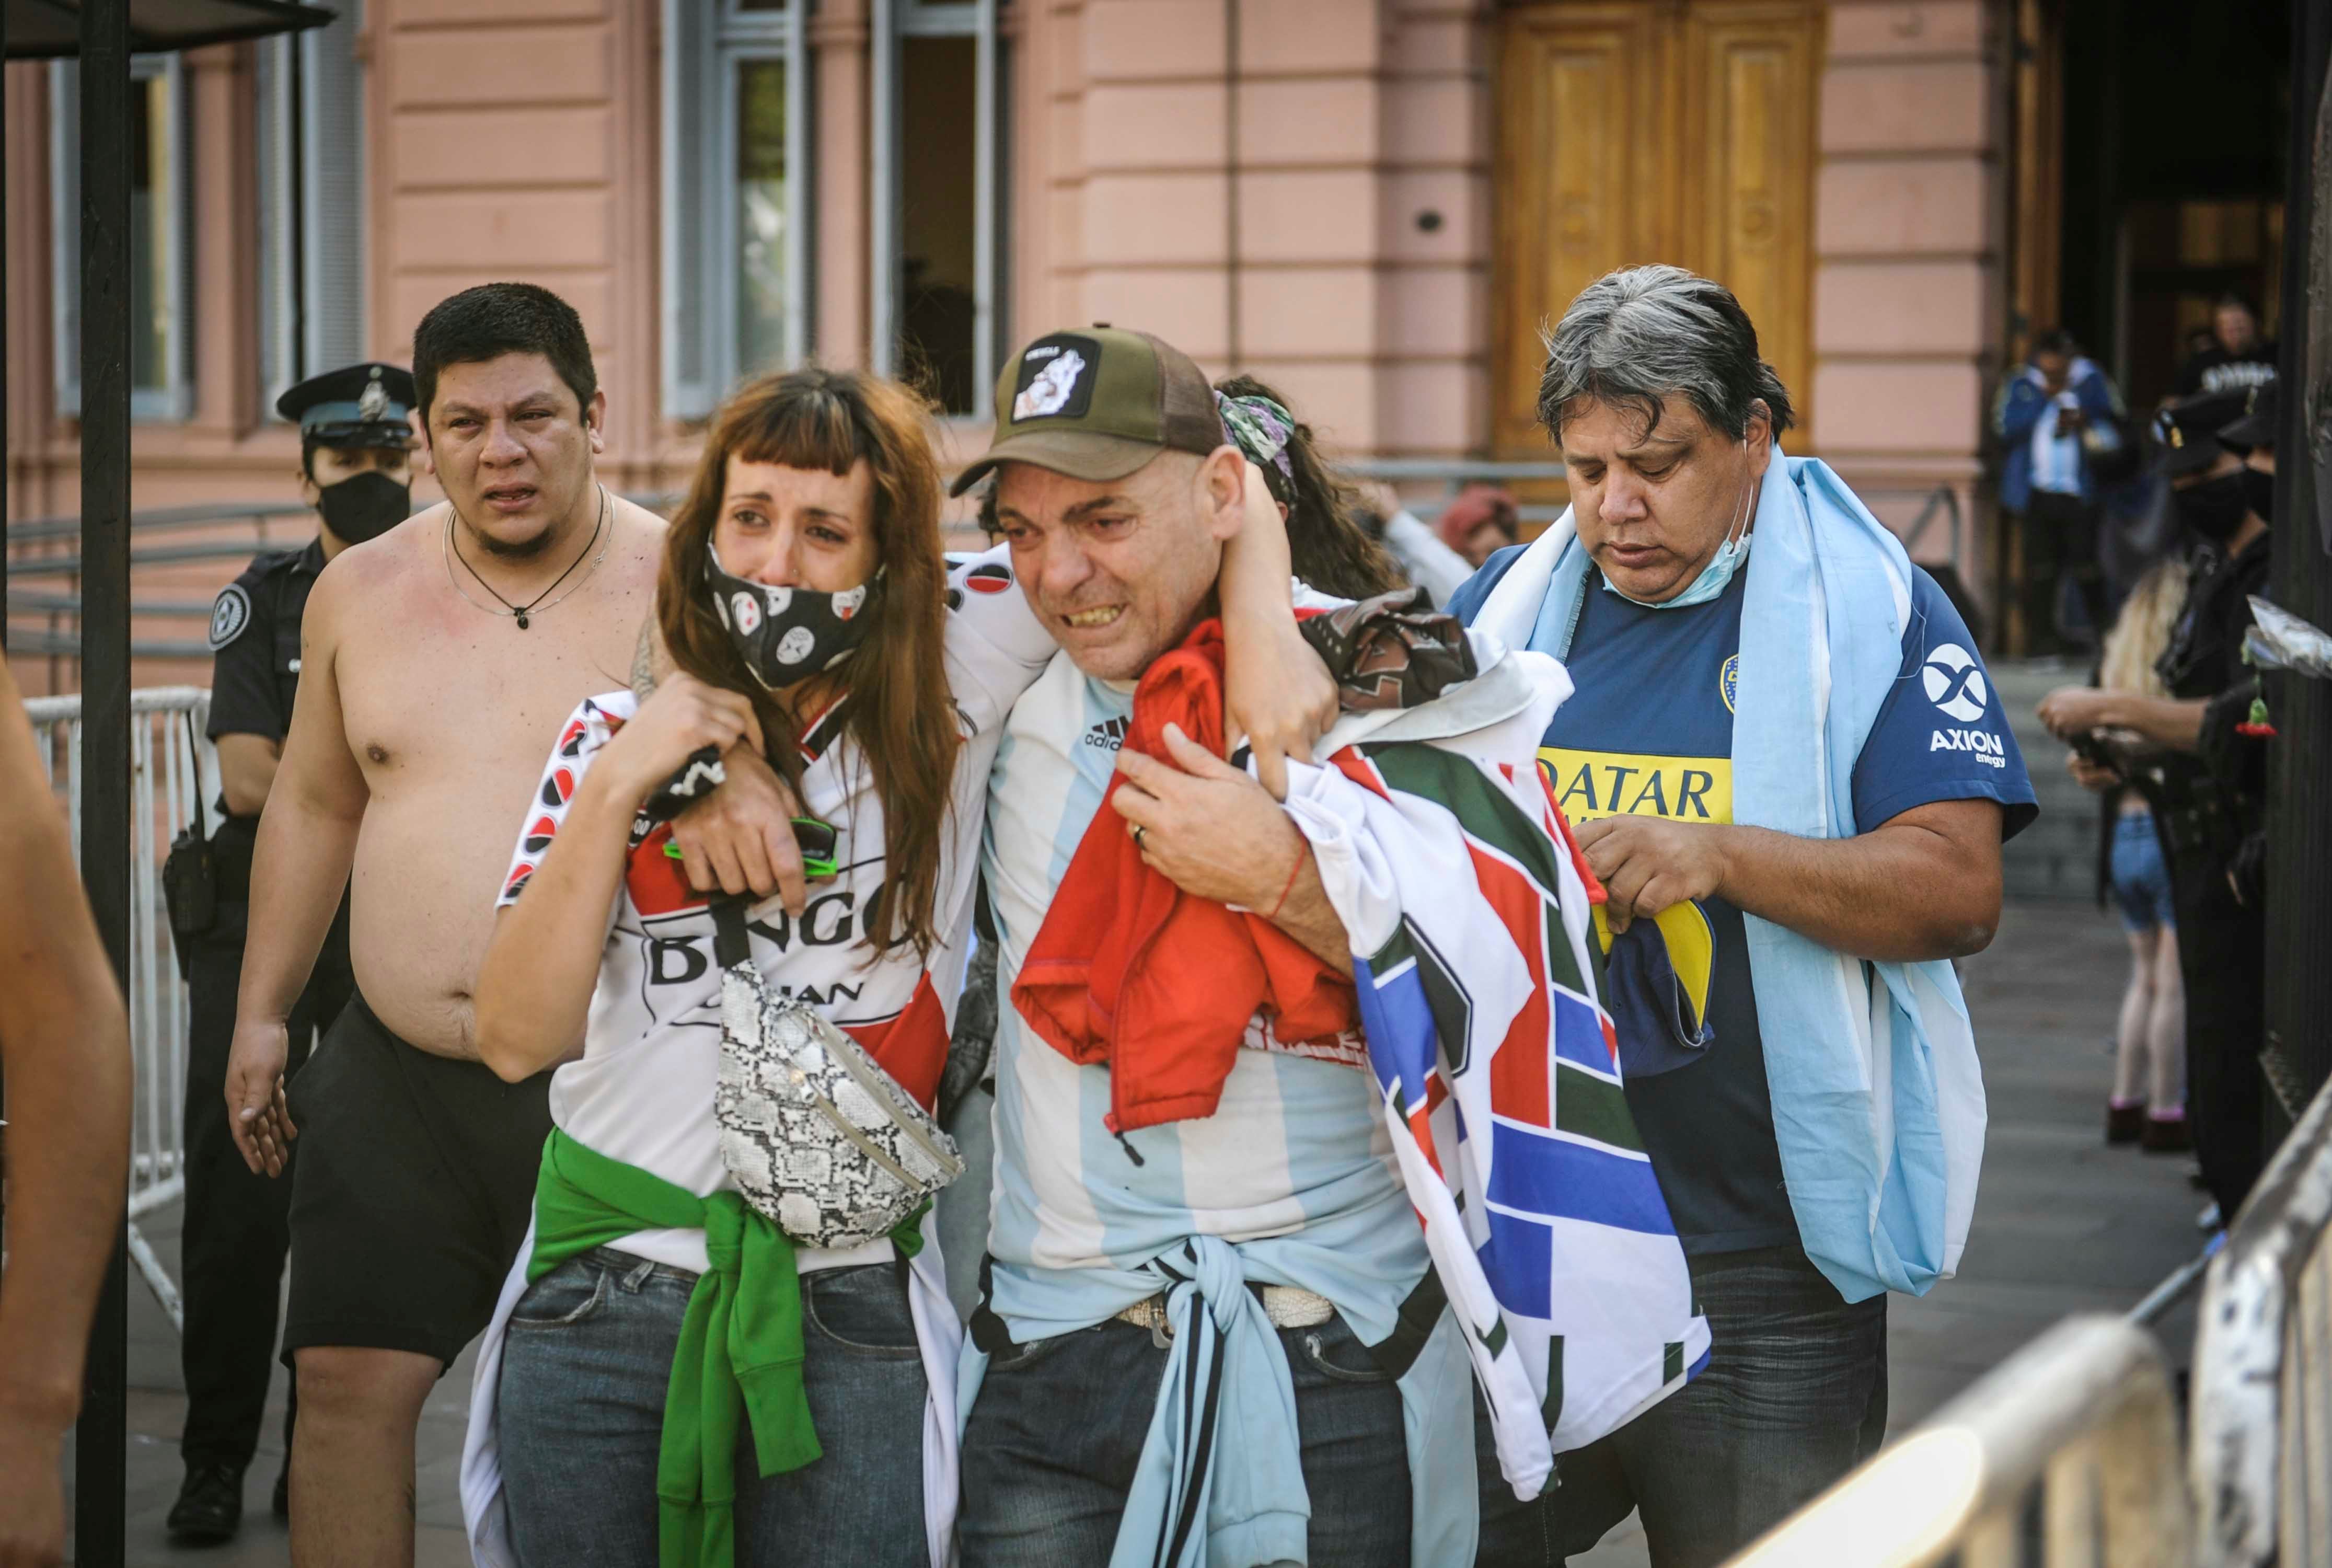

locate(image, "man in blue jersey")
[[1444, 265, 2035, 1567]]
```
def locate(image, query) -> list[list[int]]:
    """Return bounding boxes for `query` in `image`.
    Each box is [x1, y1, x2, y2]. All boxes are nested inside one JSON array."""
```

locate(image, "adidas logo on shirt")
[[1082, 716, 1129, 753]]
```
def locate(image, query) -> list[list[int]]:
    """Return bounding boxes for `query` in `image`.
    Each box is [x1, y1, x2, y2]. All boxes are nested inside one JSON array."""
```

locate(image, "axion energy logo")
[[1921, 642, 1989, 722]]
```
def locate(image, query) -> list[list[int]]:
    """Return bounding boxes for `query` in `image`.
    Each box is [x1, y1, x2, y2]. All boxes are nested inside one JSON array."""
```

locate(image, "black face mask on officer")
[[317, 470, 413, 545], [704, 543, 881, 690], [2176, 471, 2250, 545]]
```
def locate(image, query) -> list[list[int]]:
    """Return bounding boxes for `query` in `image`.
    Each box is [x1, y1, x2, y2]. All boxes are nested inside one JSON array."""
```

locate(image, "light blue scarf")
[[1475, 451, 1987, 1304]]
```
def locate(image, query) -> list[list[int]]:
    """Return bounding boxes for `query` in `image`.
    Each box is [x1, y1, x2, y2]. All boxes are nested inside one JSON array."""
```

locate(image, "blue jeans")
[[498, 1248, 929, 1567], [959, 1312, 1412, 1567], [1476, 1247, 1887, 1568]]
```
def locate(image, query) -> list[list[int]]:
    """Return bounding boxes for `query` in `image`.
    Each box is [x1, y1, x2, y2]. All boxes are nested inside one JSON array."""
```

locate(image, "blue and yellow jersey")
[[1447, 550, 2035, 1254]]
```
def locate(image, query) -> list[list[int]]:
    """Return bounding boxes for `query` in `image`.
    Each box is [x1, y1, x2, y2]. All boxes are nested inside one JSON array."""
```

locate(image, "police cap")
[[275, 362, 417, 451], [2151, 390, 2248, 479], [2215, 379, 2279, 453]]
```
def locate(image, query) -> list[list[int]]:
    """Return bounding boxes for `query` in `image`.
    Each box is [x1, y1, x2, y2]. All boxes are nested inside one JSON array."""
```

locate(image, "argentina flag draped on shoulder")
[[1279, 649, 1708, 1501], [1472, 451, 1988, 1307]]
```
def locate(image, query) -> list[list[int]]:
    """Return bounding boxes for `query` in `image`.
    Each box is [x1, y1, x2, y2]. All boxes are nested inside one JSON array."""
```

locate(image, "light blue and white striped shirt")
[[968, 648, 1475, 1567]]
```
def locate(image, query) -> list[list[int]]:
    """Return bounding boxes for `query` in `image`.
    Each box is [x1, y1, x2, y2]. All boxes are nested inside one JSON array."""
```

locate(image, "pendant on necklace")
[[516, 613, 530, 630]]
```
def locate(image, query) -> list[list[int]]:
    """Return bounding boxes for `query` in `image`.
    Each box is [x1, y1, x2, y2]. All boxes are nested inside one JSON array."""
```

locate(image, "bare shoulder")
[[311, 503, 447, 622], [608, 491, 668, 537], [594, 492, 666, 607], [607, 492, 667, 564], [307, 506, 447, 644]]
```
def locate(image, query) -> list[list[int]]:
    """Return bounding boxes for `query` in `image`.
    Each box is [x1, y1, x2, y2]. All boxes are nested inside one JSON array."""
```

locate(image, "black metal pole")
[[2, 22, 9, 665], [1, 0, 12, 1246], [2261, 0, 2332, 1136], [75, 0, 131, 1563]]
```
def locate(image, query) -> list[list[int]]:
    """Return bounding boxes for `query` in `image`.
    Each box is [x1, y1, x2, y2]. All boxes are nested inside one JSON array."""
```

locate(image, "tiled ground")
[[64, 892, 2207, 1566]]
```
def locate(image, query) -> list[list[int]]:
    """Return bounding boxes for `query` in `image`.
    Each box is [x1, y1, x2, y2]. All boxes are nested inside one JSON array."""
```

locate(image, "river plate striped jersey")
[[1288, 683, 1710, 1499]]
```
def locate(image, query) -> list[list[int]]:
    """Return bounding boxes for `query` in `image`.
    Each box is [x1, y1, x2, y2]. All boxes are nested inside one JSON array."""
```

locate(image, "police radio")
[[161, 711, 220, 981]]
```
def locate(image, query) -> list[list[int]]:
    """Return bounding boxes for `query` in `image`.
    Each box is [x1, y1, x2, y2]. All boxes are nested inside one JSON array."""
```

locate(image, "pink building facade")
[[12, 0, 2283, 686]]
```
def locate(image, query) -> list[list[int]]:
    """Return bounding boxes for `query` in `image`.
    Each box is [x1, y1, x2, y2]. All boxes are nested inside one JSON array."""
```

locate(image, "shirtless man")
[[223, 283, 795, 1566]]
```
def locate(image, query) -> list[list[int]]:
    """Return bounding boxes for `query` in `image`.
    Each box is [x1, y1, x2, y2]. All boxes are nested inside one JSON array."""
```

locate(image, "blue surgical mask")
[[1604, 436, 1757, 610]]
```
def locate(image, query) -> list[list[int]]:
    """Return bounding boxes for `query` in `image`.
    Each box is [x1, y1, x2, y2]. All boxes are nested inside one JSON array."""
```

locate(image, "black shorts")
[[282, 993, 553, 1370]]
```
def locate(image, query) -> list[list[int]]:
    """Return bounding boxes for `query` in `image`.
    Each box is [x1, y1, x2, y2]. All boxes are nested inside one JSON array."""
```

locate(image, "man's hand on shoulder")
[[668, 741, 812, 914], [1572, 816, 1730, 935], [1113, 723, 1304, 909], [1112, 724, 1352, 972]]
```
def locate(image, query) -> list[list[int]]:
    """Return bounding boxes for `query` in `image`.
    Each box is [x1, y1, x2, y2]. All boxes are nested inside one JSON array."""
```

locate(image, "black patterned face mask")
[[705, 543, 882, 689]]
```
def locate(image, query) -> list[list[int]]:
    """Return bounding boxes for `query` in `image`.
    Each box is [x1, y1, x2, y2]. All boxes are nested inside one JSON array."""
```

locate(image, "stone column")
[[1812, 0, 2011, 605], [1222, 0, 1385, 443], [1076, 0, 1234, 365], [814, 0, 872, 370], [374, 0, 621, 418], [1376, 0, 1492, 459], [183, 44, 255, 441]]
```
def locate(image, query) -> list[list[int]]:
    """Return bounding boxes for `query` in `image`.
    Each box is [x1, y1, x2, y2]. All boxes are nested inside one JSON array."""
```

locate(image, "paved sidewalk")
[[72, 897, 2203, 1565], [67, 1193, 478, 1567], [1574, 896, 2207, 1566]]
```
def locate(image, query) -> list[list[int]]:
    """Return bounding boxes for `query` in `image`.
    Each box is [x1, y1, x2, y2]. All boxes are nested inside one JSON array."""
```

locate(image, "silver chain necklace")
[[443, 486, 610, 630]]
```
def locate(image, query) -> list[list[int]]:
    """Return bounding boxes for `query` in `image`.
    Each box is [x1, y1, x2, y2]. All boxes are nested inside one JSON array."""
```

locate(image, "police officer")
[[168, 363, 415, 1544], [2041, 385, 2276, 1224], [2203, 383, 2280, 914]]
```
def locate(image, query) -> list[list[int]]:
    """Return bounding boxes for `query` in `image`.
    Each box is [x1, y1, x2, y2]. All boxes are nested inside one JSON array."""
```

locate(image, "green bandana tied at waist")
[[525, 1129, 927, 1568]]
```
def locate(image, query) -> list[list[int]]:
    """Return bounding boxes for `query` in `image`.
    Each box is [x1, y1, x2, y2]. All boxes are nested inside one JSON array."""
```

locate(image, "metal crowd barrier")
[[22, 685, 214, 1333], [1344, 457, 1574, 528], [1342, 460, 1967, 569], [2190, 1075, 2332, 1568], [1721, 1315, 2191, 1568], [7, 502, 323, 665], [5, 501, 317, 580], [4, 495, 692, 660]]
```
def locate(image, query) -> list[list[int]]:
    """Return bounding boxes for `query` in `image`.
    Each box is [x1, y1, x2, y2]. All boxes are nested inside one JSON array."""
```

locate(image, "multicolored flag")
[[1288, 704, 1708, 1501]]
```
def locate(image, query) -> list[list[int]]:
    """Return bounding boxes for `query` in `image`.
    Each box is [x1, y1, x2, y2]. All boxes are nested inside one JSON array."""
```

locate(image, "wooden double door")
[[1494, 1, 1823, 455]]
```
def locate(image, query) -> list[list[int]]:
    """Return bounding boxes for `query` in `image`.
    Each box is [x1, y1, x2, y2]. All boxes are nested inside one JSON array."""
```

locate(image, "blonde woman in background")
[[2074, 559, 2191, 1151]]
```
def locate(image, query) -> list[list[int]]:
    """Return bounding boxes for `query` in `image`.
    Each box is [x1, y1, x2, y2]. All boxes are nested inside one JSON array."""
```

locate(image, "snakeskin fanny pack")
[[709, 899, 964, 1249]]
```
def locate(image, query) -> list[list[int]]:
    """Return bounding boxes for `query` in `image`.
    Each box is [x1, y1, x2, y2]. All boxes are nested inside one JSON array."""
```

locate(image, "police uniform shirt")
[[1446, 552, 2038, 1255], [2174, 344, 2278, 399], [2156, 532, 2275, 828], [206, 539, 327, 818], [2160, 534, 2273, 705], [213, 358, 412, 755]]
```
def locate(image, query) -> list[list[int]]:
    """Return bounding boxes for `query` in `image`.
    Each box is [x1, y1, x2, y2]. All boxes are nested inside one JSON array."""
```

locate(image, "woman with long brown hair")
[[455, 366, 1319, 1568], [1209, 373, 1404, 602]]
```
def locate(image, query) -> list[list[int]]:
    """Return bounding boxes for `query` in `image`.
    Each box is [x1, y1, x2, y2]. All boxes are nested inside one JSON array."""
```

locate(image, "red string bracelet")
[[1264, 840, 1311, 921]]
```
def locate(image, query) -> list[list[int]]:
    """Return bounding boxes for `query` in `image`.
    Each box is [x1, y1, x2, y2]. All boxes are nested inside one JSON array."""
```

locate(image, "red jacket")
[[1010, 621, 1360, 1133]]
